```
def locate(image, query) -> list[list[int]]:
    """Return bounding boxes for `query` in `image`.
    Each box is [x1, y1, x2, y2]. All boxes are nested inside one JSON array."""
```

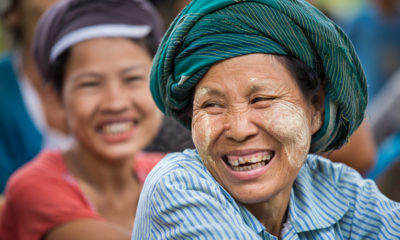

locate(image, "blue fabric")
[[0, 52, 43, 193], [133, 149, 400, 239], [347, 5, 400, 101], [367, 131, 400, 180]]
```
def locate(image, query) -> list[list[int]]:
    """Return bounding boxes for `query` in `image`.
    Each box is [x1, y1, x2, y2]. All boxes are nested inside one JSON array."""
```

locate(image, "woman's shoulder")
[[133, 151, 166, 184], [133, 149, 253, 239], [4, 150, 74, 206], [298, 154, 398, 210], [140, 149, 223, 200], [6, 150, 66, 193], [297, 154, 400, 238], [303, 154, 364, 184], [145, 149, 213, 183], [301, 154, 382, 199], [1, 150, 102, 240]]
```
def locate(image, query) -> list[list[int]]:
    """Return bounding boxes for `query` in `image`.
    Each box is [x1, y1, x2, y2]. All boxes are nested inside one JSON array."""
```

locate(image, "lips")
[[223, 150, 275, 172]]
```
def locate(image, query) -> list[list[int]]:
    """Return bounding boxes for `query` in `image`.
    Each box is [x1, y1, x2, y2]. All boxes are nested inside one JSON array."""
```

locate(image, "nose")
[[223, 110, 258, 142], [100, 82, 129, 113]]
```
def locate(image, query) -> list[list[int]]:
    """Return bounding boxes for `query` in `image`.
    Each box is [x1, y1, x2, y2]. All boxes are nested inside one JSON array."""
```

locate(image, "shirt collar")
[[288, 155, 350, 233]]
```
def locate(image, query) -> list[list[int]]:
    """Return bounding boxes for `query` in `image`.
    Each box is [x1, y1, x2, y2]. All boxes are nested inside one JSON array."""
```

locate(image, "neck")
[[64, 144, 139, 194], [243, 187, 291, 238]]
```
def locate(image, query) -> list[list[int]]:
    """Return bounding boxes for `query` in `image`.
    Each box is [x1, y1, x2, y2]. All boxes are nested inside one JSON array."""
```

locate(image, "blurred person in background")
[[144, 0, 195, 153], [150, 0, 191, 26], [321, 121, 375, 175], [0, 0, 71, 193], [367, 68, 400, 181], [377, 158, 400, 202], [347, 0, 400, 101], [0, 0, 165, 239]]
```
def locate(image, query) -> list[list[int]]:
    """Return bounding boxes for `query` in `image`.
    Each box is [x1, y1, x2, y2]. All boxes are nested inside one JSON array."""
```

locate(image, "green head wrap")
[[150, 0, 367, 152]]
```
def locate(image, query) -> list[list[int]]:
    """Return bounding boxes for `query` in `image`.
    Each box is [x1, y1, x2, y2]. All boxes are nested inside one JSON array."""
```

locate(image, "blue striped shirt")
[[132, 149, 400, 239]]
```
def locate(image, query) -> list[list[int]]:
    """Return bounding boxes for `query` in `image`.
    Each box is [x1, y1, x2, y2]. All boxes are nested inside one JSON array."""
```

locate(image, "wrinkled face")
[[192, 54, 323, 204], [63, 37, 161, 162]]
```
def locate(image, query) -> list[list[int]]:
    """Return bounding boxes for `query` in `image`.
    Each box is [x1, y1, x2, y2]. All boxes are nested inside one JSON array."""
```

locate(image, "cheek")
[[192, 112, 214, 166], [132, 88, 158, 115], [64, 95, 94, 133], [264, 102, 311, 168], [192, 112, 211, 152]]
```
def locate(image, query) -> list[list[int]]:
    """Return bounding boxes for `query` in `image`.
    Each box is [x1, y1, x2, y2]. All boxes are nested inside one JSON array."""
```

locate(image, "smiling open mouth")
[[98, 120, 139, 135], [223, 151, 275, 172]]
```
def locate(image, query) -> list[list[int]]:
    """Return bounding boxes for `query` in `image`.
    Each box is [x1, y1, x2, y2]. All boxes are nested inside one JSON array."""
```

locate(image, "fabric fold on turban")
[[150, 0, 367, 152]]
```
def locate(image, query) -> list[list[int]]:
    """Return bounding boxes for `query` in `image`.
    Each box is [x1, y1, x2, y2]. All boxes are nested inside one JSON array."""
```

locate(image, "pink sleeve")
[[0, 166, 102, 240], [134, 152, 166, 184]]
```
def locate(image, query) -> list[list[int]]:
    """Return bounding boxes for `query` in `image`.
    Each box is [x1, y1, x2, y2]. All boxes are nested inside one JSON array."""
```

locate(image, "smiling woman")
[[191, 54, 322, 210], [132, 0, 400, 239], [0, 1, 165, 240]]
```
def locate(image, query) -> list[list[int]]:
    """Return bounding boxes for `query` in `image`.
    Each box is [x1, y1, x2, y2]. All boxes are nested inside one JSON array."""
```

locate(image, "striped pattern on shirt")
[[132, 149, 400, 240]]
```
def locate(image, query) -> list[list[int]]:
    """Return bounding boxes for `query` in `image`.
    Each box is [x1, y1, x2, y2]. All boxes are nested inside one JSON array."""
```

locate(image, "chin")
[[103, 152, 135, 163], [97, 145, 138, 161], [234, 193, 273, 204], [228, 184, 278, 204]]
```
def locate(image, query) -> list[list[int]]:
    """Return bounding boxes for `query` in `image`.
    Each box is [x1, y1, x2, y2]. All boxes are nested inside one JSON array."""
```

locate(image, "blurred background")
[[0, 0, 399, 203], [0, 0, 383, 57]]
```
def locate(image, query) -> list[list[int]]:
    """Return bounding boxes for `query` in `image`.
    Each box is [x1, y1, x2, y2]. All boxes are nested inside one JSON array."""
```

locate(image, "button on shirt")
[[132, 149, 400, 239]]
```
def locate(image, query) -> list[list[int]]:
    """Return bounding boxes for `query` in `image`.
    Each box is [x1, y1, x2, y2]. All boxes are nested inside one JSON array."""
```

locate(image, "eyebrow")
[[121, 65, 145, 75], [72, 72, 102, 82], [248, 83, 265, 92], [245, 81, 276, 96]]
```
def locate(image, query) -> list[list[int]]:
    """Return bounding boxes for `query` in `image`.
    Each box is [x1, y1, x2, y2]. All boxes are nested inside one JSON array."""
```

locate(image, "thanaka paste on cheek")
[[192, 111, 215, 168], [265, 102, 311, 168], [192, 87, 215, 166]]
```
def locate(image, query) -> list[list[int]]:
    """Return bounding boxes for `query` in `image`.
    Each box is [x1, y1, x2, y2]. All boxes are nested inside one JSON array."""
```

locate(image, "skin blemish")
[[249, 78, 257, 90], [195, 87, 213, 100]]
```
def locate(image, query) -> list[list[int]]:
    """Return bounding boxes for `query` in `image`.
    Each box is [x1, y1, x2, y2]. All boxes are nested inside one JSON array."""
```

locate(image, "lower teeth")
[[232, 161, 267, 171]]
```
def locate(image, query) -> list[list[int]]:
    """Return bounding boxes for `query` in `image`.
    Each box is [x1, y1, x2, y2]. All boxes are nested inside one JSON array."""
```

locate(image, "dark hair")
[[51, 49, 70, 95], [275, 54, 324, 98], [174, 54, 325, 129]]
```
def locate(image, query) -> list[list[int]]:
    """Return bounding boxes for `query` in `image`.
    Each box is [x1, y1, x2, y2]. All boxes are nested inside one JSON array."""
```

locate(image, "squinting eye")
[[79, 81, 100, 88], [203, 102, 222, 108], [250, 97, 274, 104], [125, 76, 144, 82], [200, 101, 225, 114]]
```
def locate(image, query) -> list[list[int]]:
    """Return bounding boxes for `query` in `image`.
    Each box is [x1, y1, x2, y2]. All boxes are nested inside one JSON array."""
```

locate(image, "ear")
[[310, 88, 325, 135]]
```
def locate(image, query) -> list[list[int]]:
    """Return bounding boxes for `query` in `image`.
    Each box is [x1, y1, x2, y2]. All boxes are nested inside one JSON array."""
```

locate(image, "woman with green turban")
[[133, 0, 400, 239]]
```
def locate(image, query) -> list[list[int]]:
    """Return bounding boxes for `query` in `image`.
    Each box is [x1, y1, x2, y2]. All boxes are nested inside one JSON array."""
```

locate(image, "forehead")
[[63, 38, 152, 81], [68, 37, 150, 63], [195, 53, 298, 96]]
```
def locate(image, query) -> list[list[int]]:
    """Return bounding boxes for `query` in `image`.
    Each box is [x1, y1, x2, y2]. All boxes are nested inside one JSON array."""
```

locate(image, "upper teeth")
[[227, 153, 272, 167], [102, 122, 132, 134]]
